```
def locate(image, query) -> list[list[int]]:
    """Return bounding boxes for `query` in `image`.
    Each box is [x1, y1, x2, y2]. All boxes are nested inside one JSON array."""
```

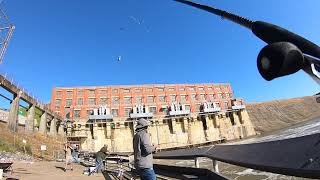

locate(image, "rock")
[[0, 152, 35, 163]]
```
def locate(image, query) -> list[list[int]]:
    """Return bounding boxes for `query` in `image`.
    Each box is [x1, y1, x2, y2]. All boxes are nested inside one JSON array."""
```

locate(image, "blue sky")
[[0, 0, 319, 104]]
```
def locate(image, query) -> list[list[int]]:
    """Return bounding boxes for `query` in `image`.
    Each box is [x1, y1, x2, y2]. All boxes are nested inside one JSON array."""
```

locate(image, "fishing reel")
[[257, 41, 320, 84], [257, 42, 304, 81]]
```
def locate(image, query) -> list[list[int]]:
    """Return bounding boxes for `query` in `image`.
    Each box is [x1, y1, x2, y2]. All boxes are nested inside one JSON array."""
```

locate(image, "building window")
[[55, 99, 61, 108], [158, 88, 164, 92], [209, 94, 215, 101], [112, 97, 119, 105], [74, 110, 80, 118], [200, 94, 206, 101], [218, 93, 223, 99], [66, 99, 72, 107], [225, 93, 230, 98], [159, 96, 165, 102], [160, 107, 168, 114], [168, 88, 175, 92], [124, 108, 132, 117], [123, 88, 130, 93], [189, 87, 195, 91], [179, 87, 185, 91], [65, 108, 71, 119], [135, 88, 142, 93], [170, 95, 176, 102], [100, 98, 108, 105], [136, 96, 143, 104], [147, 96, 154, 103], [112, 109, 119, 117], [195, 104, 201, 112], [77, 89, 84, 95], [66, 90, 73, 96], [185, 105, 191, 111], [112, 89, 118, 93], [99, 89, 107, 94], [198, 87, 204, 91], [87, 109, 93, 116], [88, 98, 95, 105], [215, 87, 221, 91], [149, 107, 157, 113], [207, 87, 213, 90], [146, 88, 153, 92], [56, 91, 62, 97], [124, 97, 131, 104], [191, 94, 197, 101], [77, 98, 83, 105], [180, 95, 187, 103], [224, 102, 229, 109], [88, 89, 95, 95], [215, 102, 220, 108]]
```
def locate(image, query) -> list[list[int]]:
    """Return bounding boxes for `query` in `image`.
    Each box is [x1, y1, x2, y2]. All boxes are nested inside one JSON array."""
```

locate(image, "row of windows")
[[56, 85, 229, 97], [71, 102, 230, 118], [55, 93, 231, 108]]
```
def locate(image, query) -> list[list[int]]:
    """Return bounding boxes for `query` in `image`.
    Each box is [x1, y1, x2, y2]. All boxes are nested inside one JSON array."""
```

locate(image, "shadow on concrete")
[[54, 166, 66, 172]]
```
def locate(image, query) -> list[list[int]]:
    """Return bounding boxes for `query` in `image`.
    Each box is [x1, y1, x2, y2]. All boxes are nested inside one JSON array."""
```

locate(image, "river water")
[[155, 117, 320, 180]]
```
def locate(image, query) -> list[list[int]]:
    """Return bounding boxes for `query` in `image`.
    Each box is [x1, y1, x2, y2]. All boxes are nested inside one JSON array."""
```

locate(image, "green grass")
[[0, 139, 13, 152], [0, 139, 32, 154]]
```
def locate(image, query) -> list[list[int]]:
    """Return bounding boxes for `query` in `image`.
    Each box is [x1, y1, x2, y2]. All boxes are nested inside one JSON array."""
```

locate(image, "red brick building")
[[50, 83, 243, 120]]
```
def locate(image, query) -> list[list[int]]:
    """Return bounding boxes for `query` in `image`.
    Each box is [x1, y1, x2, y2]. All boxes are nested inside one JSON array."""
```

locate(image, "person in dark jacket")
[[133, 118, 157, 180], [95, 144, 109, 174]]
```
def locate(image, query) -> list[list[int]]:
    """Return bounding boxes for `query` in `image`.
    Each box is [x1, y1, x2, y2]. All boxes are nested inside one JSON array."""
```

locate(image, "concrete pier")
[[58, 124, 65, 136], [195, 157, 200, 168], [49, 118, 57, 136], [39, 112, 47, 134], [26, 105, 35, 132], [212, 160, 219, 173], [7, 94, 20, 132]]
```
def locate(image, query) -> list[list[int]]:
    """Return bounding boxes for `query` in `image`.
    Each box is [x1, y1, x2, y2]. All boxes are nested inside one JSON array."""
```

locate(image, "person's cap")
[[136, 118, 149, 129]]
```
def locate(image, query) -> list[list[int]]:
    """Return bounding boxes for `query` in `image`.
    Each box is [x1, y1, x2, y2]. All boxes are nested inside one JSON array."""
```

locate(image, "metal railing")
[[153, 133, 320, 179]]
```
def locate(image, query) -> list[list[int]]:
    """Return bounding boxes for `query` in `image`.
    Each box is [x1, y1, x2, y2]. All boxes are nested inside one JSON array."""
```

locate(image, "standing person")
[[94, 144, 109, 174], [71, 144, 80, 163], [133, 118, 157, 180], [64, 142, 74, 171]]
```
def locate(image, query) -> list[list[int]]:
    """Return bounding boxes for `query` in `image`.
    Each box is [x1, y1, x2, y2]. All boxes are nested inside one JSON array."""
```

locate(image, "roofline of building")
[[54, 83, 231, 90]]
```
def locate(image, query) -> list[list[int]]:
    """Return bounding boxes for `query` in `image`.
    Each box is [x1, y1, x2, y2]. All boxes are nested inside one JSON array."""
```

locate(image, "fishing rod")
[[174, 0, 320, 85]]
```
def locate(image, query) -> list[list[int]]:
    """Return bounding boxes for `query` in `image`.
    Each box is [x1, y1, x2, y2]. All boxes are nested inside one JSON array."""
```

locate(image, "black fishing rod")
[[174, 0, 320, 84]]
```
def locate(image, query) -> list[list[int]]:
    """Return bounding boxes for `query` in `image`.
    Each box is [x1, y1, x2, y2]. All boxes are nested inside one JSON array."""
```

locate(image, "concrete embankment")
[[246, 96, 320, 134]]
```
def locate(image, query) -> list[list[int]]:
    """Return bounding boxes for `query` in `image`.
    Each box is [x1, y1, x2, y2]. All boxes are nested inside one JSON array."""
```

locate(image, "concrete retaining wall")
[[247, 96, 320, 133], [70, 110, 256, 152]]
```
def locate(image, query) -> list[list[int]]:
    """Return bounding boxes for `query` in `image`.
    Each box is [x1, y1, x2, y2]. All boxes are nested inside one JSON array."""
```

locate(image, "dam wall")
[[246, 96, 320, 133], [68, 110, 256, 152]]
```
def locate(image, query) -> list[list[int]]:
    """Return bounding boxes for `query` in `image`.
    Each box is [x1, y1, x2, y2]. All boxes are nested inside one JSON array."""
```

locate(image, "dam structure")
[[51, 83, 256, 152]]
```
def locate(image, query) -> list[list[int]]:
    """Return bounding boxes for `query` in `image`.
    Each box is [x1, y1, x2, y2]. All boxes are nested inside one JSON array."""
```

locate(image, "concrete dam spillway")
[[246, 95, 320, 134]]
